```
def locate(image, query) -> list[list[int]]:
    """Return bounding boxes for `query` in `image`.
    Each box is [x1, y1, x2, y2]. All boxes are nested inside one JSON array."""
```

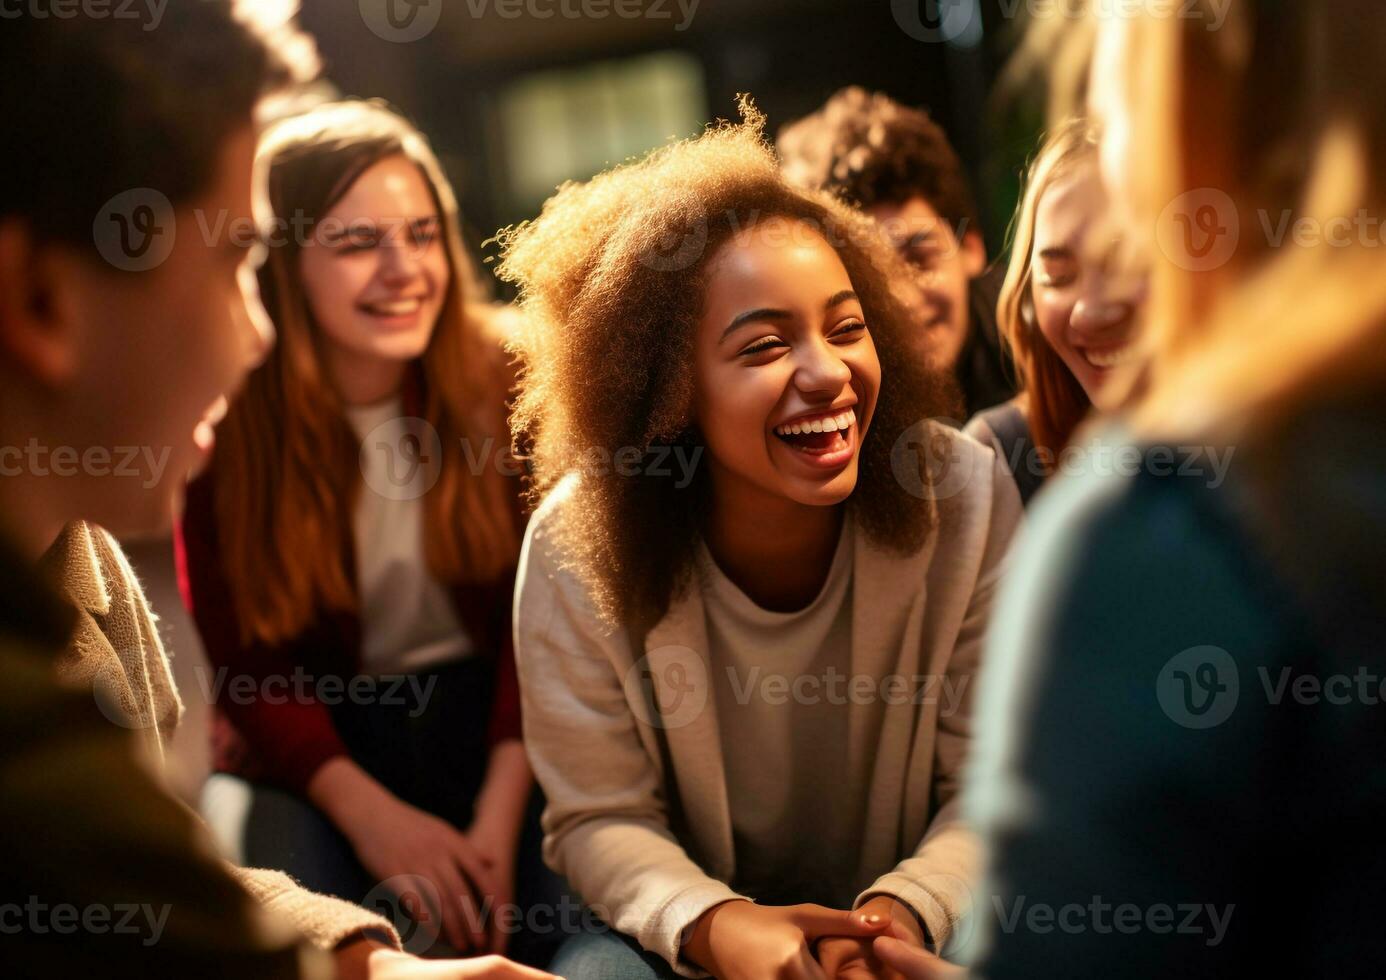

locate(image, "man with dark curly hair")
[[778, 87, 1016, 417]]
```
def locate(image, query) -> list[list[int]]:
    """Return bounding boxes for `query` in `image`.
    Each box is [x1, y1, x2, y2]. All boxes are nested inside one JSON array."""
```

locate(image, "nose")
[[792, 335, 853, 399], [378, 234, 423, 286], [1070, 266, 1144, 342]]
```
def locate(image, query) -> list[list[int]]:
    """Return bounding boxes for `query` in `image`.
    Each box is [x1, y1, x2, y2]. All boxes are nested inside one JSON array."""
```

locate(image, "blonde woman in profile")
[[960, 1, 1386, 978]]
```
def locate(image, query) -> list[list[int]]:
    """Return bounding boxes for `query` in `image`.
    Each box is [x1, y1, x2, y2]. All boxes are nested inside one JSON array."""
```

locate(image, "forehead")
[[867, 195, 954, 245], [328, 154, 437, 218], [1034, 161, 1105, 248], [703, 219, 853, 304]]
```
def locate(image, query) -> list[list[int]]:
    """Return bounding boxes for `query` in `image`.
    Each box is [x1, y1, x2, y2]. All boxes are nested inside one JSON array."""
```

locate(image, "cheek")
[[300, 253, 371, 333], [1033, 290, 1075, 351], [425, 248, 451, 292], [694, 363, 781, 468]]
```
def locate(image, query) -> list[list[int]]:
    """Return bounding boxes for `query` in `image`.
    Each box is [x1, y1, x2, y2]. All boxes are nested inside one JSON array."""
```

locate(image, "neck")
[[704, 471, 844, 613], [325, 348, 408, 407]]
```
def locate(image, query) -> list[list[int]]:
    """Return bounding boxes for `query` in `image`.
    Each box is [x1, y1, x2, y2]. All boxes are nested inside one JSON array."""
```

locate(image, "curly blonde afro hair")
[[497, 99, 959, 628]]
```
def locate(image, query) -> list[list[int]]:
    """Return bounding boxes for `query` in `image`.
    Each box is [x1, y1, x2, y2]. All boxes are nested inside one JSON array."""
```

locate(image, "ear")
[[960, 228, 987, 279], [0, 219, 81, 388]]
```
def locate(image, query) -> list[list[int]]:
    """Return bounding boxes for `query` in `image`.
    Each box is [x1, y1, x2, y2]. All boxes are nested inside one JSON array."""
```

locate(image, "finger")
[[470, 955, 562, 979], [872, 936, 963, 980], [451, 835, 502, 902], [788, 942, 830, 980], [448, 838, 500, 951], [887, 920, 920, 943], [432, 860, 476, 954], [450, 861, 491, 953], [794, 904, 892, 940], [815, 937, 849, 976], [487, 890, 513, 957]]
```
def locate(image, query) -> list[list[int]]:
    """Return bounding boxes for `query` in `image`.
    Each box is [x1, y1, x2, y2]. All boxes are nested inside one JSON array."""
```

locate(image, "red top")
[[175, 452, 524, 794]]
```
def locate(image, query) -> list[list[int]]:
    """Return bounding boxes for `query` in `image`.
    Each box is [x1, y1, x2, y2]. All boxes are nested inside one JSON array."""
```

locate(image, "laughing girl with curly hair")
[[499, 103, 1021, 980]]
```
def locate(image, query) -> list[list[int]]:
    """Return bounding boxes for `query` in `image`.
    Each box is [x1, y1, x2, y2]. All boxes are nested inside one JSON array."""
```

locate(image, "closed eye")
[[832, 319, 868, 340], [739, 336, 788, 357]]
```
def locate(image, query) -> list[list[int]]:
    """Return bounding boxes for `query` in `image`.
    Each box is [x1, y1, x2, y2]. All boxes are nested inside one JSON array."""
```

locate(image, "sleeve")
[[0, 638, 332, 979], [858, 443, 1024, 952], [513, 497, 749, 978], [175, 473, 348, 792], [233, 866, 402, 952], [964, 470, 1281, 977]]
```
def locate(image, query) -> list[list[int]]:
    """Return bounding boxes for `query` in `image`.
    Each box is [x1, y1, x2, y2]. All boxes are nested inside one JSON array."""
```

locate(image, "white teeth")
[[365, 298, 423, 316], [1085, 344, 1137, 369], [774, 410, 856, 437]]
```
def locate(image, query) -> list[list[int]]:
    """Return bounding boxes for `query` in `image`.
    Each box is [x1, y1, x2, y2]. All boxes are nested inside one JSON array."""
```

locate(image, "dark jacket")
[[966, 403, 1386, 977], [957, 265, 1018, 418]]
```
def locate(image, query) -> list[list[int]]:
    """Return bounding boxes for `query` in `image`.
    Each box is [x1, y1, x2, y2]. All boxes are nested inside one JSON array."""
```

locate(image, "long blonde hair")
[[213, 100, 520, 645], [1100, 1, 1386, 438], [997, 117, 1101, 459]]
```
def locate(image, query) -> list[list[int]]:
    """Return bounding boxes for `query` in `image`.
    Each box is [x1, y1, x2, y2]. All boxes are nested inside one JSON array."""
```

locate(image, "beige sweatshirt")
[[514, 424, 1022, 976]]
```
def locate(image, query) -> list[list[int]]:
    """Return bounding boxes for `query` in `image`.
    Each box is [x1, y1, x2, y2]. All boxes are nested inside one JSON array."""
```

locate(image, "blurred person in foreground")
[[957, 1, 1386, 977], [0, 3, 555, 978]]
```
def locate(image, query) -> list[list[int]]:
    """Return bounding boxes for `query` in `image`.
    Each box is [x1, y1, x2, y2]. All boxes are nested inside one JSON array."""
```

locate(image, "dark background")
[[297, 0, 1047, 290]]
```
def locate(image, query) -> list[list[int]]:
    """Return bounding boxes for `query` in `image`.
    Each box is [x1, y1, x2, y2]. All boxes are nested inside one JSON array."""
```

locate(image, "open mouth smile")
[[771, 406, 858, 469]]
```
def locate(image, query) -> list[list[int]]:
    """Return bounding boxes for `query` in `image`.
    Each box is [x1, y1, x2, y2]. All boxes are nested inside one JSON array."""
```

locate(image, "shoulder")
[[999, 430, 1285, 658], [515, 474, 607, 633], [924, 421, 1023, 554]]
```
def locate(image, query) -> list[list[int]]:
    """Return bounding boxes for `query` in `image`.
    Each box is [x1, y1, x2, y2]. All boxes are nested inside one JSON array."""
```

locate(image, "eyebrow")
[[719, 289, 860, 343], [904, 229, 940, 249]]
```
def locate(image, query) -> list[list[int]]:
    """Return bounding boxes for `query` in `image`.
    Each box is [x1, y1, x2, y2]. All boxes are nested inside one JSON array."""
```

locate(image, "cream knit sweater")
[[40, 520, 401, 953]]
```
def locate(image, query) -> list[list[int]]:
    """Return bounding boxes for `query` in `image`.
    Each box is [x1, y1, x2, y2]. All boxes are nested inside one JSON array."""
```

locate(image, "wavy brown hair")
[[496, 102, 957, 628], [996, 117, 1100, 462], [213, 100, 520, 645]]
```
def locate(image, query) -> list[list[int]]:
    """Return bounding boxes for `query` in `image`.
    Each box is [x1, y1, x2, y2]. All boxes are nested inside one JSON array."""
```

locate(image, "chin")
[[782, 467, 859, 508]]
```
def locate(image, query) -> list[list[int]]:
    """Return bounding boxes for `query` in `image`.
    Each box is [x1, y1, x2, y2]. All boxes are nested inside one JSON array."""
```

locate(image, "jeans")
[[549, 927, 683, 980]]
